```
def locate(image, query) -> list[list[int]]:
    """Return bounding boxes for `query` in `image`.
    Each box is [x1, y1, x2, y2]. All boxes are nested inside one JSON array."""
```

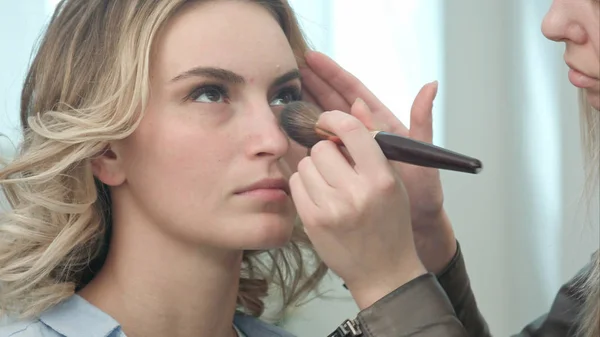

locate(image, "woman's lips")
[[567, 65, 599, 89]]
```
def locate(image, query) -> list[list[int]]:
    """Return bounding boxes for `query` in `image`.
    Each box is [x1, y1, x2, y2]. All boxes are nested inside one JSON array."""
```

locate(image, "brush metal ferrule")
[[315, 125, 342, 144], [370, 130, 381, 138], [316, 127, 381, 142]]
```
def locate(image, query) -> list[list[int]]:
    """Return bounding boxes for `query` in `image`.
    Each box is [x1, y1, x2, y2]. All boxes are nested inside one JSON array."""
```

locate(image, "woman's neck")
[[78, 213, 243, 337]]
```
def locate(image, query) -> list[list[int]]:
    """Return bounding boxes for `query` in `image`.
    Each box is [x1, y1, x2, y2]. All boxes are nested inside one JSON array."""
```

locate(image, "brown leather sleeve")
[[355, 273, 469, 336], [435, 241, 491, 336], [350, 243, 594, 337], [436, 243, 592, 337]]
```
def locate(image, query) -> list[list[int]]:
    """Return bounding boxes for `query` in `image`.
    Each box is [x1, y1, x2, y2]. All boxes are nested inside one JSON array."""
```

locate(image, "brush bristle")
[[279, 101, 323, 148]]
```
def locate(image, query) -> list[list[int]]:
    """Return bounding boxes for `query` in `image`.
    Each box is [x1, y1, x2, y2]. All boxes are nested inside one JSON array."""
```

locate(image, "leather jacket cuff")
[[432, 240, 490, 336], [436, 239, 462, 280], [354, 273, 466, 336]]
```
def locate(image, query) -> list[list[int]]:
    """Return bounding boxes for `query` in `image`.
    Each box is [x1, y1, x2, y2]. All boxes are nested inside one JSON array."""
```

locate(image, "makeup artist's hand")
[[289, 99, 426, 310], [300, 51, 456, 274]]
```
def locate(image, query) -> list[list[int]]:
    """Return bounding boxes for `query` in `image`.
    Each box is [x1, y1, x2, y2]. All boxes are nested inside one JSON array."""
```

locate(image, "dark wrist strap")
[[327, 319, 363, 337]]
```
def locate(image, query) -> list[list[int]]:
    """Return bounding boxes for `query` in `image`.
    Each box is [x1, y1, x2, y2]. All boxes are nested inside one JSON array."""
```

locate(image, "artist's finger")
[[348, 98, 384, 131], [317, 102, 388, 176], [300, 66, 351, 112], [409, 81, 438, 144], [309, 140, 356, 187], [304, 51, 387, 113], [296, 156, 334, 207], [301, 86, 320, 107], [338, 146, 356, 167], [289, 172, 318, 224]]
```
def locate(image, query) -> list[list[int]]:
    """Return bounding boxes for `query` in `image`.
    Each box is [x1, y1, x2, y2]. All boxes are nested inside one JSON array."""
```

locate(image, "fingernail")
[[353, 97, 369, 111], [430, 81, 439, 97], [354, 97, 365, 106]]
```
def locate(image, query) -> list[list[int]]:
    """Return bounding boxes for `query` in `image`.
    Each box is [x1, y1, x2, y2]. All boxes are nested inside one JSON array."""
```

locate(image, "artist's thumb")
[[409, 81, 438, 144]]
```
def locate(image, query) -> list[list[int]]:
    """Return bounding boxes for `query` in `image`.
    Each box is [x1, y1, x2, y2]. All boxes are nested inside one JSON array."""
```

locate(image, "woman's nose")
[[244, 105, 290, 159], [541, 0, 586, 44], [542, 2, 566, 42]]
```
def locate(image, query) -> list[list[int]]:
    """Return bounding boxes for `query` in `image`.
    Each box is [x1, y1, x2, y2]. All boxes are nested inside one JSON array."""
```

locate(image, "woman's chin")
[[239, 213, 297, 250]]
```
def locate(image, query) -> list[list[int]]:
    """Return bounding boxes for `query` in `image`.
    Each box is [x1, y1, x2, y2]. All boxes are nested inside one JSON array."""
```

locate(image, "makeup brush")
[[279, 101, 482, 174]]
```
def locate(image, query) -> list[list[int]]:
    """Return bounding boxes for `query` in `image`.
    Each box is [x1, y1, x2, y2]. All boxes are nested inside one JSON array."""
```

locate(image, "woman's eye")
[[189, 85, 228, 103], [270, 87, 302, 106]]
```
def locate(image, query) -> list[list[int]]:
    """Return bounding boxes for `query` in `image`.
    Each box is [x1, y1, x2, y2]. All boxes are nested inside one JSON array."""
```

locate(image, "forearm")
[[414, 210, 458, 275]]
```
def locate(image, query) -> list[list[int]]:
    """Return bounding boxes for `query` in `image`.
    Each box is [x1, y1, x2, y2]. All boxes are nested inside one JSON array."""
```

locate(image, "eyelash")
[[187, 84, 229, 103], [186, 84, 302, 106]]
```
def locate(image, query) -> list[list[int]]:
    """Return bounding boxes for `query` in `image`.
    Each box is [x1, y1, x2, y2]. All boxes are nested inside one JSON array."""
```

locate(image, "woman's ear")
[[91, 144, 126, 187]]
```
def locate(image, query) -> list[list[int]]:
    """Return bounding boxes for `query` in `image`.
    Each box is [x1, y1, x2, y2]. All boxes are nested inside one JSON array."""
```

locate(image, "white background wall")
[[0, 2, 54, 159], [1, 1, 598, 336]]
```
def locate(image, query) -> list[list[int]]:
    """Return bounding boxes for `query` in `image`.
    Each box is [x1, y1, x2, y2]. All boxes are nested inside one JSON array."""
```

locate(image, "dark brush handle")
[[374, 131, 482, 174]]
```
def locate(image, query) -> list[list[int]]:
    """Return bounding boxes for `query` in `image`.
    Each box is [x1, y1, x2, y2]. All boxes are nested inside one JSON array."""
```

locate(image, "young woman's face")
[[108, 1, 307, 250], [542, 0, 600, 109]]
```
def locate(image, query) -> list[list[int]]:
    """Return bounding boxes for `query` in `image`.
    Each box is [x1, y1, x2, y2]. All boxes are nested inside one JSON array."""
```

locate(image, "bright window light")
[[47, 0, 61, 12], [330, 0, 443, 129]]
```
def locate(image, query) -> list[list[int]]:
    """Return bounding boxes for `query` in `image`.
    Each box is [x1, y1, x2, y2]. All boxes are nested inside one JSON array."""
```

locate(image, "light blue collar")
[[37, 295, 295, 337], [39, 295, 121, 337]]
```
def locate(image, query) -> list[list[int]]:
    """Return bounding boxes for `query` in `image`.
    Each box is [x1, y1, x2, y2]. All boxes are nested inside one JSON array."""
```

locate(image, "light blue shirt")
[[0, 295, 295, 337]]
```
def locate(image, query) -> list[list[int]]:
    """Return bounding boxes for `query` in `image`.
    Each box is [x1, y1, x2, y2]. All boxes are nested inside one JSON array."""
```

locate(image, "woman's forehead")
[[152, 1, 297, 84]]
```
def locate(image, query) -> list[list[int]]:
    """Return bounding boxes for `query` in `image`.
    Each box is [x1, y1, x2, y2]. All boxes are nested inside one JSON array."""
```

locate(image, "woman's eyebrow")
[[271, 69, 301, 87], [170, 66, 301, 87], [171, 66, 245, 84]]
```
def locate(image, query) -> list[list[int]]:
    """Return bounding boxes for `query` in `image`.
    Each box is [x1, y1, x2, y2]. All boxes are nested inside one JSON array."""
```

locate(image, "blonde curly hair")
[[0, 0, 327, 320]]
